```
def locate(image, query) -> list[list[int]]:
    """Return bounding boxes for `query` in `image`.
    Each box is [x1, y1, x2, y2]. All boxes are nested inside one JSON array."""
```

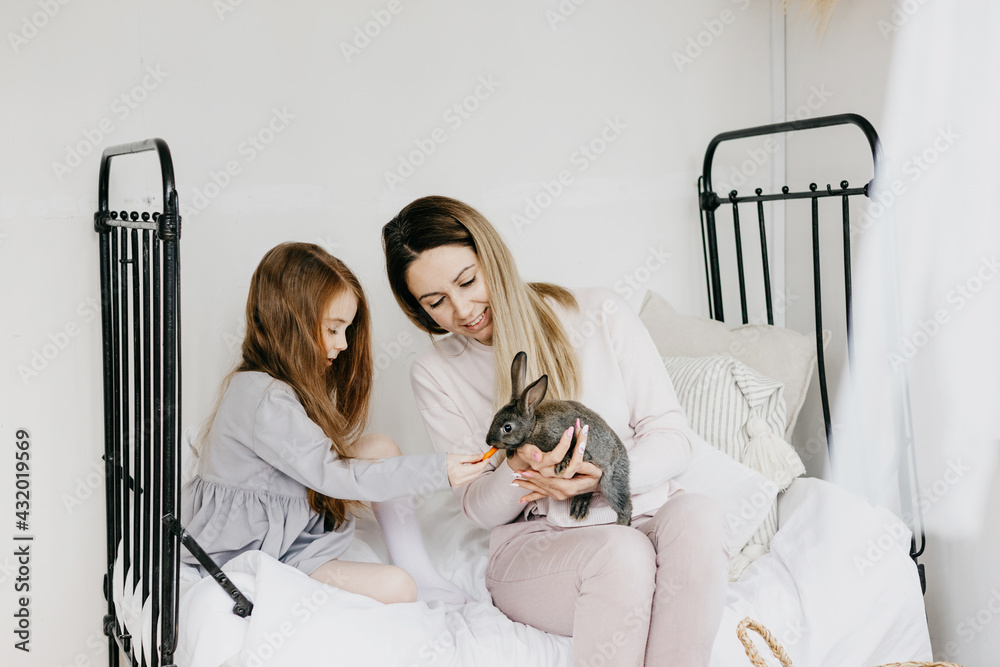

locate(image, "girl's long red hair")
[[237, 242, 372, 528]]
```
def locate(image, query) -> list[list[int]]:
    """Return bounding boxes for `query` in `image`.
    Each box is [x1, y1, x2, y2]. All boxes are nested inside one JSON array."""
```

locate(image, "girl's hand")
[[446, 453, 491, 487]]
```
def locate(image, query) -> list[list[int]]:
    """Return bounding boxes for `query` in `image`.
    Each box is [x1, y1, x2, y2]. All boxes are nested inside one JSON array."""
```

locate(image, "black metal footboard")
[[697, 114, 926, 592], [95, 138, 183, 666], [95, 139, 254, 667]]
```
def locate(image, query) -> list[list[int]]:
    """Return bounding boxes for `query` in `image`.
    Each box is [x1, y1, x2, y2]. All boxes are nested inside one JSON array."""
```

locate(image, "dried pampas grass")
[[781, 0, 841, 37]]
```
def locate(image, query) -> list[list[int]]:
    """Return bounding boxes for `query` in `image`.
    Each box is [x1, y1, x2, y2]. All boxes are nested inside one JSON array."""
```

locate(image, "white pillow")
[[639, 290, 826, 438], [672, 432, 778, 561], [664, 355, 805, 580]]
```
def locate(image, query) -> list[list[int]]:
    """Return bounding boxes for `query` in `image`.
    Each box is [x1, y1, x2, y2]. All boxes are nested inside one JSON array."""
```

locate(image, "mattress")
[[110, 476, 932, 666]]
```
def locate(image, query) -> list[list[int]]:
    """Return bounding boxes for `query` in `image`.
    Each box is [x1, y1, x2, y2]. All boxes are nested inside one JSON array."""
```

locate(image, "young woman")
[[383, 197, 728, 665], [181, 242, 490, 605]]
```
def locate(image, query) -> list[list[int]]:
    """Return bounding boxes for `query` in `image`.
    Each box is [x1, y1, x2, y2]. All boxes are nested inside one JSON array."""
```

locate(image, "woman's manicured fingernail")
[[522, 471, 532, 478], [510, 481, 521, 487], [576, 418, 581, 430], [512, 473, 522, 479], [519, 499, 527, 504], [533, 452, 541, 462], [582, 425, 589, 436]]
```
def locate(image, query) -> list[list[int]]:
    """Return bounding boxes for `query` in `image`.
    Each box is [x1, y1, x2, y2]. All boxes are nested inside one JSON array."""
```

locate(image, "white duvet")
[[161, 477, 931, 666]]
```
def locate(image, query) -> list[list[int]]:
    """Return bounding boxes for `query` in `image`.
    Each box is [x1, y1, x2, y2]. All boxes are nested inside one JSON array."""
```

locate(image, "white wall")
[[1, 1, 992, 665], [0, 1, 771, 664]]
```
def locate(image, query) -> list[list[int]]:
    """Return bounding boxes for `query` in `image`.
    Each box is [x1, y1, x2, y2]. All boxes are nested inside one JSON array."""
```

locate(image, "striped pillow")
[[664, 355, 803, 581]]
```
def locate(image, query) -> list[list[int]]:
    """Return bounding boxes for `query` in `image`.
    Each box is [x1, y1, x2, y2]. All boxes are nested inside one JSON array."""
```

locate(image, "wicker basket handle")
[[737, 617, 794, 667], [736, 617, 965, 667]]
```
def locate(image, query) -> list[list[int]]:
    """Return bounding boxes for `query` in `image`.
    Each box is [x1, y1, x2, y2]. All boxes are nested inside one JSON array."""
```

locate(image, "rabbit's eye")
[[503, 424, 512, 434]]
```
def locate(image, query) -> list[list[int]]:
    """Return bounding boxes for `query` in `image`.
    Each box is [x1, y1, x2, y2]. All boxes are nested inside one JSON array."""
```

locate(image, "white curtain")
[[837, 0, 999, 541]]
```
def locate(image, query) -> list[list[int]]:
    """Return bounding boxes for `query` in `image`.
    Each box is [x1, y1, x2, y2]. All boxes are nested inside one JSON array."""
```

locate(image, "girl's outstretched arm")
[[250, 380, 451, 501]]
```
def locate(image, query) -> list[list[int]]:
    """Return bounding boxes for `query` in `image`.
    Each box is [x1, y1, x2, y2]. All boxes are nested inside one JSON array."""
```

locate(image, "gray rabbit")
[[486, 351, 632, 525]]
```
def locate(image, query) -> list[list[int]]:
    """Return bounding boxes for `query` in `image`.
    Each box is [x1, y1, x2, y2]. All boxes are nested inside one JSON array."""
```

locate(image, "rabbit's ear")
[[519, 375, 549, 417], [510, 351, 528, 400]]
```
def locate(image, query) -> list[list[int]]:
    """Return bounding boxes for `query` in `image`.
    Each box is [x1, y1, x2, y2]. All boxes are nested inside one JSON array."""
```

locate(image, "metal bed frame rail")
[[697, 113, 926, 592]]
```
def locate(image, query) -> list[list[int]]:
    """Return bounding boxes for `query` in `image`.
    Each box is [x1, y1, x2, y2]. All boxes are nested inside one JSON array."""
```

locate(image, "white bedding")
[[142, 477, 930, 666]]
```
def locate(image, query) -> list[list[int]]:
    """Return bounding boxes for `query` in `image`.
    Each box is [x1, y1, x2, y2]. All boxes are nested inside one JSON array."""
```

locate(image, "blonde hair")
[[382, 196, 581, 406], [214, 243, 372, 528]]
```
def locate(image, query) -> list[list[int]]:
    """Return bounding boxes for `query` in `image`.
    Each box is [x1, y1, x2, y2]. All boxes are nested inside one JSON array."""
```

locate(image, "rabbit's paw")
[[570, 493, 593, 520], [553, 451, 576, 476]]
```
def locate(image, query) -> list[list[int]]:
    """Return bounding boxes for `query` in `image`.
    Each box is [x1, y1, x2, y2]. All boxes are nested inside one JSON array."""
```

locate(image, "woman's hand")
[[512, 462, 603, 503], [511, 420, 603, 503], [446, 453, 491, 487]]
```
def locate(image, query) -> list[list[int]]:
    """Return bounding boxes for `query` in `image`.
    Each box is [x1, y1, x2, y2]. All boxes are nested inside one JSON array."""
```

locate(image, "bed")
[[95, 117, 933, 667]]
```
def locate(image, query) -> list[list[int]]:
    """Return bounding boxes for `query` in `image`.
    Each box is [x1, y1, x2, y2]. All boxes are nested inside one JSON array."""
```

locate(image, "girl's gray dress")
[[181, 371, 448, 574]]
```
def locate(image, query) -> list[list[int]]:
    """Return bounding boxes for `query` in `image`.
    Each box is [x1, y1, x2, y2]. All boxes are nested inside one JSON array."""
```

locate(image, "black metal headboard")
[[696, 114, 926, 592], [699, 113, 879, 446]]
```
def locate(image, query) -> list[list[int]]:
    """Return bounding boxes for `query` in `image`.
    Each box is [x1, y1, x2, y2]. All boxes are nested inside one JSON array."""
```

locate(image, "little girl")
[[181, 242, 489, 604]]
